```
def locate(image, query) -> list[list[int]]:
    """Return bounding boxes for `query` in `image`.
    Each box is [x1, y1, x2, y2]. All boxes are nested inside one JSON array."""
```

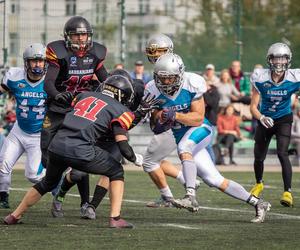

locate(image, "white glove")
[[259, 115, 274, 128], [134, 153, 143, 167]]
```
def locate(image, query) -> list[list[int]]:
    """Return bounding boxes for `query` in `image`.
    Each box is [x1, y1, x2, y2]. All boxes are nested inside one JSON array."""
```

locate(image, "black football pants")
[[254, 114, 293, 192], [34, 147, 124, 196], [40, 110, 90, 203]]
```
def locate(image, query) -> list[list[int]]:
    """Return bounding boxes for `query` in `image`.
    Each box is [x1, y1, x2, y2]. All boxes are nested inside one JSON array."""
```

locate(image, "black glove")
[[54, 91, 74, 106], [136, 93, 161, 117]]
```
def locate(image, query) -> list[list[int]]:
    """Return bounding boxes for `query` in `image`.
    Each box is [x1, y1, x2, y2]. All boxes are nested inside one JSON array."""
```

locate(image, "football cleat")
[[109, 218, 134, 229], [80, 203, 96, 220], [51, 197, 64, 218], [3, 214, 20, 225], [172, 195, 200, 212], [251, 199, 271, 223], [195, 179, 201, 190], [146, 196, 174, 208], [250, 182, 264, 198], [280, 191, 293, 207]]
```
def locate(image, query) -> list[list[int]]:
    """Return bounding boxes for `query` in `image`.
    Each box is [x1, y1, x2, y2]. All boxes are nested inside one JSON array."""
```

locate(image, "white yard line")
[[9, 187, 300, 220]]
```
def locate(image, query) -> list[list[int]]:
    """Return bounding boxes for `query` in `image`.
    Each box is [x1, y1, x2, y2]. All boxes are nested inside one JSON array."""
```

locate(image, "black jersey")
[[48, 91, 134, 160], [130, 79, 145, 111], [46, 40, 107, 113]]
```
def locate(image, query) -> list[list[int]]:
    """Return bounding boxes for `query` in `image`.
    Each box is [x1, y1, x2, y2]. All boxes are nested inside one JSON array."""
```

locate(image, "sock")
[[77, 174, 90, 206], [159, 186, 173, 198], [90, 185, 108, 209], [0, 191, 8, 201], [176, 171, 186, 185], [247, 195, 259, 206], [56, 176, 75, 201], [112, 215, 121, 221], [186, 187, 195, 196], [223, 180, 252, 203], [182, 160, 197, 190]]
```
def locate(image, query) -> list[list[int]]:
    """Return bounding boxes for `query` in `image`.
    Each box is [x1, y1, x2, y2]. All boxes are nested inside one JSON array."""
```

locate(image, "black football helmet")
[[64, 16, 93, 52], [109, 69, 133, 84], [102, 75, 134, 107]]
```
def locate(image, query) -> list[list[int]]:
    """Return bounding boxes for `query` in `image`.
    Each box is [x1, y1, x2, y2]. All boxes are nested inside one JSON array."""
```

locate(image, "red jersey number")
[[62, 74, 93, 93], [73, 96, 107, 122]]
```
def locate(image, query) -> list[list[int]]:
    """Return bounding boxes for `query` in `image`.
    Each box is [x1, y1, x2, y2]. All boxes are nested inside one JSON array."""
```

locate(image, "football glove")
[[134, 153, 143, 167], [259, 115, 274, 128], [55, 91, 74, 106], [136, 93, 161, 117], [161, 108, 176, 124]]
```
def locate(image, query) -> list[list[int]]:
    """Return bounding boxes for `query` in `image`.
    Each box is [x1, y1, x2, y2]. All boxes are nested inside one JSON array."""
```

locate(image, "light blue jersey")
[[146, 72, 210, 143], [2, 67, 47, 134], [251, 68, 300, 119]]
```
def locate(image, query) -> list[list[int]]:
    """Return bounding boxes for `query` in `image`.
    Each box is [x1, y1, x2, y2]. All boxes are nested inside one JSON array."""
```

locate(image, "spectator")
[[130, 60, 152, 85], [290, 107, 300, 165], [217, 69, 241, 110], [203, 73, 220, 163], [114, 63, 124, 69], [217, 104, 242, 165], [229, 60, 251, 97], [203, 64, 220, 87]]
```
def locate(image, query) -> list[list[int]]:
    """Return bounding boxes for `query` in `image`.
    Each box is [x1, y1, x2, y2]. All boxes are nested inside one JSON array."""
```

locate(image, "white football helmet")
[[145, 34, 174, 64], [267, 42, 292, 74], [23, 43, 47, 76], [154, 53, 184, 97]]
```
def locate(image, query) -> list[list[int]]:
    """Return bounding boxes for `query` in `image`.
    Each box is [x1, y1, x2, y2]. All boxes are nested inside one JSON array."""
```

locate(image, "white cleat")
[[251, 200, 271, 223], [172, 195, 200, 213]]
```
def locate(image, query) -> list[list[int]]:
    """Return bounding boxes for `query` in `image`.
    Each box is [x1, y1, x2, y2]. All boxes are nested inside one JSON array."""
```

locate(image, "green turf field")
[[0, 170, 300, 250]]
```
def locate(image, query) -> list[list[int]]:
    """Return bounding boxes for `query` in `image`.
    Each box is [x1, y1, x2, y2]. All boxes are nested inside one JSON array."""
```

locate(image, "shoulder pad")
[[46, 40, 68, 60], [2, 67, 25, 86], [89, 42, 107, 60], [145, 80, 160, 97], [183, 72, 207, 97], [286, 69, 300, 83], [250, 68, 269, 84]]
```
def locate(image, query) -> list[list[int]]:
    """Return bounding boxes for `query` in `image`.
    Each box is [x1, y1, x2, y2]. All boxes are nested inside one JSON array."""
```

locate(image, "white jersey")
[[146, 72, 208, 143]]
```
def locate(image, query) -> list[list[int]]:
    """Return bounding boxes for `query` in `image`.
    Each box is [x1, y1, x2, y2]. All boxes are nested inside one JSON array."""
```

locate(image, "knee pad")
[[34, 179, 57, 196], [178, 139, 194, 155], [70, 169, 88, 183], [109, 167, 124, 182], [202, 174, 225, 188]]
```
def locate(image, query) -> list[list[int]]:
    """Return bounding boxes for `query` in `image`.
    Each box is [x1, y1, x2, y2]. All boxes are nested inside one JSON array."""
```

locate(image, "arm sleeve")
[[95, 64, 108, 83], [44, 63, 60, 98]]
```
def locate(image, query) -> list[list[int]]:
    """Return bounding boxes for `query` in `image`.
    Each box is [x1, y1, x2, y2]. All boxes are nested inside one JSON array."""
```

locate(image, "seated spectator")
[[203, 64, 220, 87], [217, 104, 242, 165], [130, 60, 152, 85]]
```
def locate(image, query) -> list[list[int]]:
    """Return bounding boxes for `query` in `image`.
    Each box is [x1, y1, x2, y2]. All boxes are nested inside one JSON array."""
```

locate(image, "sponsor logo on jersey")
[[68, 69, 94, 75], [70, 56, 77, 67], [83, 57, 93, 65], [18, 83, 26, 88], [21, 91, 45, 98], [263, 83, 272, 88]]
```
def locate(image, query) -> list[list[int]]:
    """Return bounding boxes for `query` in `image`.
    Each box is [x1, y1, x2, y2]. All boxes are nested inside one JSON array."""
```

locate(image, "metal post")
[[43, 0, 48, 44], [235, 0, 242, 62], [120, 0, 126, 63], [1, 0, 7, 66]]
